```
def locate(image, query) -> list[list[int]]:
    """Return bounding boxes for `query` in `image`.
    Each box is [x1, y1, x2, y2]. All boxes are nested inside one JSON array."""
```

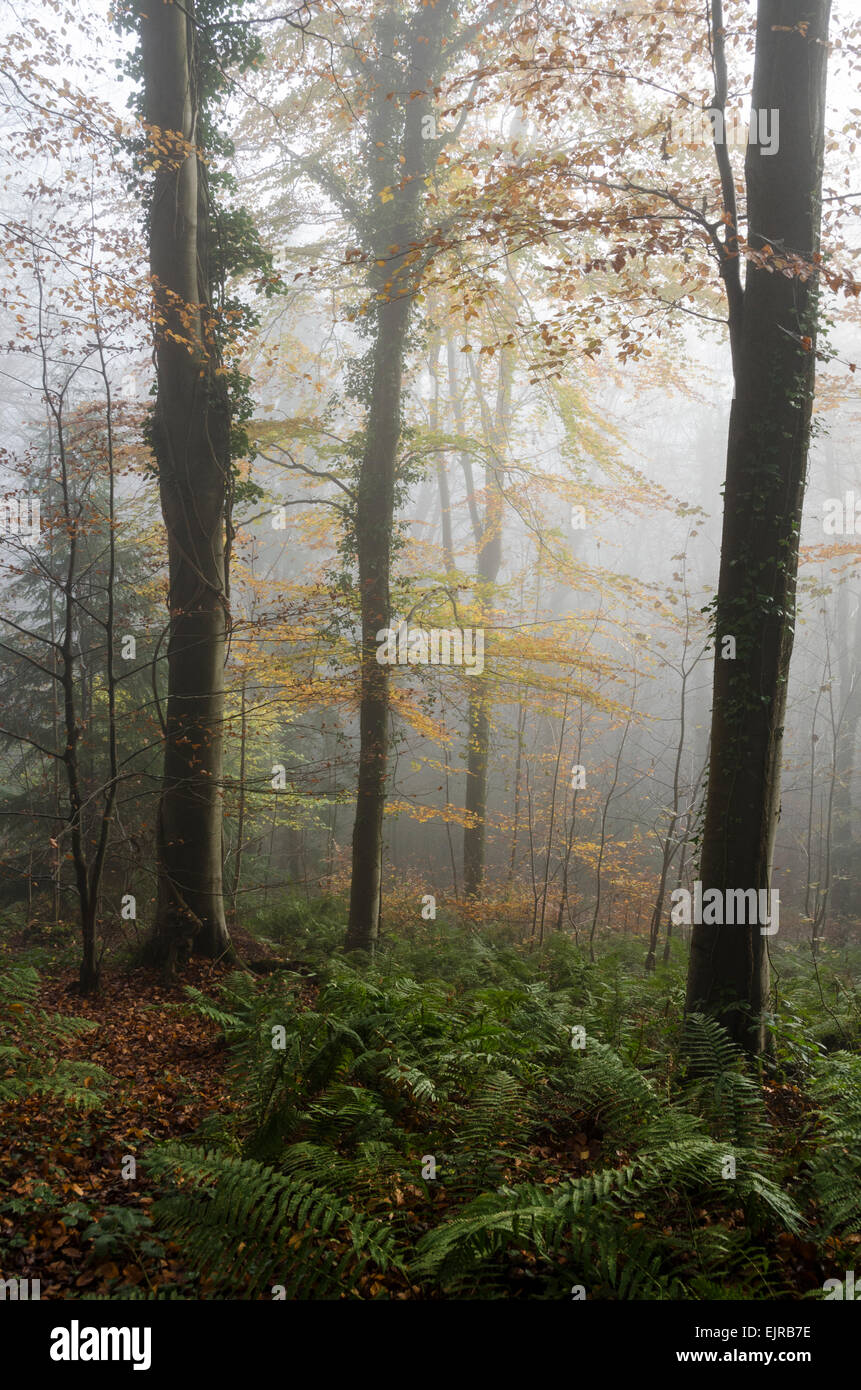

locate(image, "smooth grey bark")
[[346, 0, 456, 949], [462, 345, 510, 899], [139, 0, 231, 968], [686, 0, 831, 1053]]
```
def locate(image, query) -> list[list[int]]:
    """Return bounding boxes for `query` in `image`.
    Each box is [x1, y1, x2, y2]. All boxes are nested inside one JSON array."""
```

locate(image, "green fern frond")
[[805, 1052, 861, 1234], [146, 1142, 402, 1299], [180, 985, 244, 1036], [680, 1014, 771, 1148], [0, 964, 107, 1108]]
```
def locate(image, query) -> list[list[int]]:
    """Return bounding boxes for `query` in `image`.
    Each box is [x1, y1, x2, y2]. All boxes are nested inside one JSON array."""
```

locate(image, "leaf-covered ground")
[[0, 961, 236, 1297], [2, 910, 860, 1300]]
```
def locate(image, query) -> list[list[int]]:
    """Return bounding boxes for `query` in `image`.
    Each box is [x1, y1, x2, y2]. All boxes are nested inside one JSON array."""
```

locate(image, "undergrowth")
[[124, 909, 861, 1300]]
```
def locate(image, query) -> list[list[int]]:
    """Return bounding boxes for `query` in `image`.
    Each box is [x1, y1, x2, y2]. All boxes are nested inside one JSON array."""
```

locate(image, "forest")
[[0, 0, 860, 1321]]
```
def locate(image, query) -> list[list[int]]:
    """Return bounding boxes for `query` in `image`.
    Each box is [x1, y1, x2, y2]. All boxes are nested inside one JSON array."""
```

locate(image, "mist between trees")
[[0, 0, 859, 1309]]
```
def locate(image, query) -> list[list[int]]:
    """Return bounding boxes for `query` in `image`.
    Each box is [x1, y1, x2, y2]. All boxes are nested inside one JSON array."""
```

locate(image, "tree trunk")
[[429, 328, 455, 573], [346, 288, 409, 949], [686, 0, 831, 1053], [230, 675, 247, 923], [462, 344, 510, 898], [645, 641, 695, 972], [139, 0, 231, 968], [345, 0, 454, 950], [831, 588, 860, 916]]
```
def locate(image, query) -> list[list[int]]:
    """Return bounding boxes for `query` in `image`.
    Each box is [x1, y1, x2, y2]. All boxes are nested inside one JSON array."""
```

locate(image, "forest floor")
[[0, 956, 237, 1297], [2, 911, 859, 1300]]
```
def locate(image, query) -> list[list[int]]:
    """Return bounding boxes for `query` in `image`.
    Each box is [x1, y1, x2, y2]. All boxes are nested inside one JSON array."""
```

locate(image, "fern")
[[680, 1013, 771, 1148], [558, 1037, 662, 1137], [454, 1070, 531, 1189], [146, 1143, 402, 1299], [412, 1027, 805, 1297], [412, 1129, 804, 1295], [804, 1052, 861, 1234], [0, 964, 109, 1108], [180, 985, 245, 1038], [156, 924, 828, 1299]]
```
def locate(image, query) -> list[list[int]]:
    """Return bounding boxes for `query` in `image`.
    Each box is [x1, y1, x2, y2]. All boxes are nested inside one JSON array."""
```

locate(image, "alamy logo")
[[672, 106, 779, 155], [671, 881, 779, 936], [822, 492, 861, 534], [0, 1276, 40, 1299], [0, 496, 40, 539], [376, 623, 484, 676], [823, 1271, 859, 1299], [49, 1321, 152, 1372]]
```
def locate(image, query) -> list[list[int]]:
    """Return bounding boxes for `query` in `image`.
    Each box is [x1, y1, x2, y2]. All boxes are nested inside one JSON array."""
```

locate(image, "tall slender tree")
[[345, 0, 460, 949], [461, 338, 512, 899], [138, 0, 231, 966], [685, 0, 832, 1053], [133, 0, 269, 968]]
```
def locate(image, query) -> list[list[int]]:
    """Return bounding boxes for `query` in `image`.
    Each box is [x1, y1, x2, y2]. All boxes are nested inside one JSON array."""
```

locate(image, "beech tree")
[[460, 335, 511, 900], [685, 0, 832, 1053], [136, 0, 232, 967], [132, 0, 270, 969], [343, 0, 465, 949]]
